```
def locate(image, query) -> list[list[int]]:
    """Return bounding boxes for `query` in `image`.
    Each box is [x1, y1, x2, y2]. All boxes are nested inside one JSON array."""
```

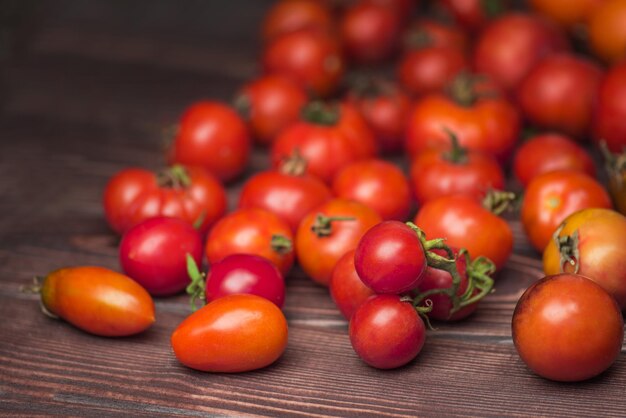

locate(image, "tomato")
[[363, 0, 417, 24], [103, 165, 226, 235], [398, 46, 468, 97], [601, 144, 626, 214], [332, 159, 412, 221], [329, 250, 376, 319], [439, 0, 510, 32], [39, 266, 155, 337], [349, 295, 426, 369], [472, 13, 569, 92], [171, 294, 288, 373], [592, 61, 626, 152], [262, 30, 345, 97], [168, 101, 251, 183], [402, 19, 469, 52], [517, 54, 603, 139], [205, 208, 294, 276], [234, 75, 308, 146], [530, 0, 604, 28], [296, 199, 381, 286], [513, 133, 596, 188], [588, 0, 626, 64], [543, 208, 626, 309], [512, 273, 623, 382], [521, 170, 612, 252], [119, 217, 203, 296], [410, 130, 505, 205], [261, 0, 334, 42]]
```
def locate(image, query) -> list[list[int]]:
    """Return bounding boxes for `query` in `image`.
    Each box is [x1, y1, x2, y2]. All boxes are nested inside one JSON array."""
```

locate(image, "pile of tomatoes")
[[32, 0, 626, 382]]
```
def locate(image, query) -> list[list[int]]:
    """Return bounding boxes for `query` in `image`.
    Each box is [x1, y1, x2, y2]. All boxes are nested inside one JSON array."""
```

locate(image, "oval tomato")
[[398, 46, 468, 96], [592, 61, 626, 152], [588, 0, 626, 64], [261, 0, 334, 42], [329, 250, 376, 320]]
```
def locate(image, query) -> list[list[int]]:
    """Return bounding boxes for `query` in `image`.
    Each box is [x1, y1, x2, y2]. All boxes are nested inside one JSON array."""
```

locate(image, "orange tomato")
[[588, 0, 626, 63]]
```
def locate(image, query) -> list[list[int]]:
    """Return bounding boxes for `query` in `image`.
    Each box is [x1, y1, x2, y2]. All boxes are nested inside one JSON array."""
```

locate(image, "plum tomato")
[[329, 250, 376, 320], [588, 0, 626, 64], [171, 294, 288, 373], [261, 0, 334, 42], [512, 273, 624, 382], [592, 61, 626, 153], [119, 217, 203, 296]]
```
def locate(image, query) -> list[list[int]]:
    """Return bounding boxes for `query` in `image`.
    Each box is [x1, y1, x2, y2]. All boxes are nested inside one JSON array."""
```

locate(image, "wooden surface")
[[1, 1, 625, 416]]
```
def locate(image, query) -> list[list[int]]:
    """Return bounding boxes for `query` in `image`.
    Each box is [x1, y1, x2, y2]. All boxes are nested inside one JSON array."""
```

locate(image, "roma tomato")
[[296, 199, 381, 286], [119, 217, 203, 296], [168, 101, 251, 183], [205, 208, 294, 276], [530, 0, 604, 28], [588, 0, 626, 64], [543, 208, 626, 309], [171, 294, 288, 373], [521, 170, 612, 252], [512, 274, 623, 382], [402, 19, 469, 52], [349, 295, 426, 369], [103, 165, 226, 235], [592, 61, 626, 152], [329, 250, 376, 320], [39, 266, 155, 337], [261, 0, 334, 42], [513, 133, 596, 188], [397, 46, 469, 96]]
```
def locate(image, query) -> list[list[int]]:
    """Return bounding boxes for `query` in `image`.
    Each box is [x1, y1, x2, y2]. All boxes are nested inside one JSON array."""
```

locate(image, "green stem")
[[157, 164, 191, 189], [552, 223, 580, 274], [279, 149, 308, 176], [185, 254, 206, 311], [442, 128, 468, 164], [482, 189, 517, 216], [271, 234, 293, 254], [311, 214, 355, 237], [301, 101, 340, 126]]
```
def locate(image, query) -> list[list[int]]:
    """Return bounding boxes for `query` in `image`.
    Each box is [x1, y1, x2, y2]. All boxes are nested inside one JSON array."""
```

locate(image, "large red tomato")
[[592, 61, 626, 152], [261, 0, 334, 42]]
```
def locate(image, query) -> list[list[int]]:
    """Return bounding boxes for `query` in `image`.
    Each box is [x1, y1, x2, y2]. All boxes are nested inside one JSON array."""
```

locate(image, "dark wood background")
[[1, 1, 624, 416]]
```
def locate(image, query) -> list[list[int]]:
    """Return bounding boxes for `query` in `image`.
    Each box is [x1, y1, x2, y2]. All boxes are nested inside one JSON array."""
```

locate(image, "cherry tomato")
[[439, 0, 510, 32], [530, 0, 604, 28], [261, 0, 334, 42], [513, 133, 596, 188], [171, 294, 288, 373], [592, 61, 626, 152], [39, 266, 155, 337], [168, 101, 251, 183], [205, 208, 294, 276], [543, 208, 626, 309], [402, 19, 469, 52], [103, 165, 226, 235], [512, 273, 623, 382], [349, 294, 426, 369], [332, 159, 412, 221], [329, 250, 376, 319], [119, 217, 203, 296], [588, 0, 626, 64], [398, 46, 468, 96], [296, 199, 381, 286], [521, 170, 612, 252]]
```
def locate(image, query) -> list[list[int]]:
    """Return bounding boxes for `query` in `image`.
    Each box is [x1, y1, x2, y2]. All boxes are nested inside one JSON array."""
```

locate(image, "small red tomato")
[[402, 18, 469, 52], [261, 0, 334, 42], [168, 101, 251, 183], [39, 266, 155, 337], [349, 294, 426, 369], [592, 61, 626, 152], [398, 46, 469, 96], [171, 294, 288, 373], [329, 250, 376, 320], [513, 133, 596, 188], [512, 274, 624, 382], [119, 217, 203, 296]]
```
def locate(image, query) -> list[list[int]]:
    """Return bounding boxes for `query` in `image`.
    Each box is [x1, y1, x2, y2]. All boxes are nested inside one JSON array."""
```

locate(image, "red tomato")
[[402, 19, 469, 52], [588, 0, 626, 64], [332, 159, 412, 221], [329, 250, 376, 319], [517, 54, 603, 139], [296, 199, 382, 286], [119, 217, 203, 296], [521, 170, 612, 252], [205, 208, 295, 276], [530, 0, 604, 28], [168, 101, 251, 183], [103, 165, 226, 235], [363, 0, 417, 24], [261, 0, 334, 42], [592, 61, 626, 152], [234, 75, 308, 146], [398, 46, 469, 96], [40, 266, 155, 337], [512, 274, 623, 382], [439, 0, 511, 32], [513, 133, 596, 188], [171, 294, 288, 373]]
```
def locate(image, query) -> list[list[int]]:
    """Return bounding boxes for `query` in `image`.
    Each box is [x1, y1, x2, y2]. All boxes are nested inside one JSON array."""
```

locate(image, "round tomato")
[[261, 0, 334, 42], [398, 46, 468, 96], [512, 273, 623, 382], [530, 0, 604, 28], [588, 0, 626, 64], [402, 19, 469, 52], [329, 250, 376, 320], [171, 294, 288, 373], [592, 61, 626, 153]]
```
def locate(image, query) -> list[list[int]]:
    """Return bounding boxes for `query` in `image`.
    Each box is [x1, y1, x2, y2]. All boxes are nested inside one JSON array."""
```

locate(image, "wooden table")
[[1, 1, 624, 416]]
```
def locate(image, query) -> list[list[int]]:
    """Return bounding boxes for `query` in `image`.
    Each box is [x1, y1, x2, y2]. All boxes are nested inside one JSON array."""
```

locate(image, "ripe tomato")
[[398, 46, 468, 97], [168, 101, 251, 183], [103, 165, 226, 235], [296, 199, 381, 286], [119, 217, 203, 296], [521, 170, 612, 252], [530, 0, 604, 28], [171, 294, 288, 373], [439, 0, 510, 32], [543, 208, 626, 309], [513, 133, 596, 188], [205, 208, 294, 276], [329, 250, 376, 319], [332, 159, 412, 221], [588, 0, 626, 64], [402, 19, 469, 52], [349, 294, 426, 369], [512, 273, 623, 382], [592, 61, 626, 152], [39, 266, 155, 337], [517, 54, 603, 139], [261, 0, 334, 42], [234, 75, 308, 146]]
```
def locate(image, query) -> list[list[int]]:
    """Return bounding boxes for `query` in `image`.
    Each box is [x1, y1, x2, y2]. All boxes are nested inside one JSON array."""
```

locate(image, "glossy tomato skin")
[[543, 208, 626, 309], [398, 46, 468, 96], [103, 168, 155, 234], [349, 295, 426, 369], [171, 294, 288, 373], [513, 133, 596, 188], [261, 0, 334, 42], [414, 195, 512, 271], [205, 208, 294, 276], [512, 274, 624, 382], [168, 101, 251, 183], [521, 170, 612, 252], [593, 61, 626, 152], [588, 0, 626, 64], [119, 217, 203, 296], [329, 250, 376, 319], [296, 199, 382, 286], [41, 266, 155, 337]]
